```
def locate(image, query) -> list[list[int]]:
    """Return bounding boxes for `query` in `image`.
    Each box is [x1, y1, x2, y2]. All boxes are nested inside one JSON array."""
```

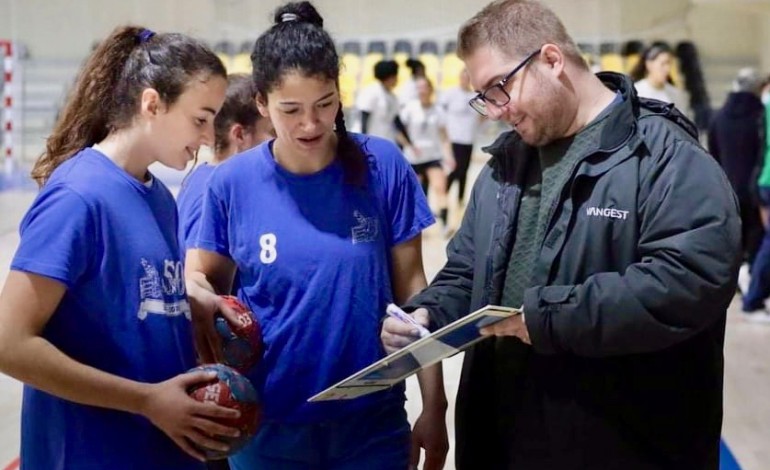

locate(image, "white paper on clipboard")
[[308, 304, 520, 402]]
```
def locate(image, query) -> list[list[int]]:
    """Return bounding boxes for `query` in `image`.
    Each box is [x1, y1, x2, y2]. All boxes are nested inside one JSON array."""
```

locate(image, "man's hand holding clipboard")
[[309, 305, 521, 403], [477, 308, 531, 345]]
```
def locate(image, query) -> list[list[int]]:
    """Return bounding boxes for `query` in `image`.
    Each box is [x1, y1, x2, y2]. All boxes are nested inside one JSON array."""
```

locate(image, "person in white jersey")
[[357, 59, 413, 149], [438, 68, 484, 207], [400, 76, 452, 233]]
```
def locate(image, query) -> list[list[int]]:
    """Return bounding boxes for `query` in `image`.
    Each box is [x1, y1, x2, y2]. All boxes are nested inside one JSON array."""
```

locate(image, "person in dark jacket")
[[381, 1, 742, 469], [709, 67, 765, 266]]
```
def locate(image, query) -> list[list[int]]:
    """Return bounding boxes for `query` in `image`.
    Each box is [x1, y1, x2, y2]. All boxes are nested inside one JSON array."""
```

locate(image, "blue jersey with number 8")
[[195, 135, 434, 423]]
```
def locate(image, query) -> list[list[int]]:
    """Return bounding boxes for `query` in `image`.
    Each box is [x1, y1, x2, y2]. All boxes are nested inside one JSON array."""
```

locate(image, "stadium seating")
[[361, 40, 386, 89], [418, 40, 440, 87], [230, 40, 253, 75], [393, 39, 413, 95], [340, 41, 363, 108], [599, 42, 624, 73], [578, 42, 599, 70], [221, 34, 697, 113], [622, 40, 644, 75], [213, 40, 236, 72], [440, 40, 465, 91]]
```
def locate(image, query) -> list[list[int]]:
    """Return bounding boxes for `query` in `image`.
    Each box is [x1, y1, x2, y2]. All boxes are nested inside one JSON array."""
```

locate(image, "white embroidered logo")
[[137, 258, 191, 320], [586, 207, 630, 220], [351, 210, 379, 244]]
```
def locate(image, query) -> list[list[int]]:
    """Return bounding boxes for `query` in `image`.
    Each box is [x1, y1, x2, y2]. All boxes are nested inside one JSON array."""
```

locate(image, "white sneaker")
[[742, 310, 770, 323], [738, 262, 751, 295]]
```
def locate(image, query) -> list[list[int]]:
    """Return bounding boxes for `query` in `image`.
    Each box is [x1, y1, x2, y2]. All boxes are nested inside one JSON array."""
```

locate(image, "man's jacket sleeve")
[[524, 140, 742, 357], [402, 171, 481, 330]]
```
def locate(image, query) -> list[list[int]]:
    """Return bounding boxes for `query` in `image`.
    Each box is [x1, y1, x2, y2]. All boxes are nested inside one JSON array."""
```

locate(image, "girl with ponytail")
[[185, 2, 448, 469], [0, 25, 238, 468]]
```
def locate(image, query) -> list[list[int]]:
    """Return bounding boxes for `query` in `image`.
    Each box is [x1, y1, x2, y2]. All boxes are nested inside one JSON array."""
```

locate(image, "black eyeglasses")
[[468, 49, 541, 116]]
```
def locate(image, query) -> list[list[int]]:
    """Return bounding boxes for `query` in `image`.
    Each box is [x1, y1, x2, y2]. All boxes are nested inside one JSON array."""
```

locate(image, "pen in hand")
[[386, 303, 431, 339]]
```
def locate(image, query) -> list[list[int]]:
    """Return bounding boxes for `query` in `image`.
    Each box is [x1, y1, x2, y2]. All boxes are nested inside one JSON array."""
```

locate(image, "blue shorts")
[[229, 401, 410, 470]]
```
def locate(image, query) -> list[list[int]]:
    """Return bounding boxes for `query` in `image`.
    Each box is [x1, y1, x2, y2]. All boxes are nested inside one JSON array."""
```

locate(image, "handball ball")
[[215, 295, 263, 372], [187, 363, 262, 460]]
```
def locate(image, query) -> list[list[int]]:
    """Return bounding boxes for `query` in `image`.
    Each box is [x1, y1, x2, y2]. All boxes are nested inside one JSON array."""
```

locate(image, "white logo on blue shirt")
[[351, 210, 379, 244], [137, 258, 191, 320]]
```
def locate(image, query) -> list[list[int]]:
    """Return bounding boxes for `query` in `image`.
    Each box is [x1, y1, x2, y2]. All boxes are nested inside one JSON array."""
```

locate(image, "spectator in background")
[[757, 77, 770, 228], [400, 76, 452, 234], [676, 41, 713, 133], [631, 42, 691, 116], [740, 75, 770, 321], [439, 68, 484, 208], [357, 59, 412, 148], [709, 67, 765, 280], [399, 58, 427, 105]]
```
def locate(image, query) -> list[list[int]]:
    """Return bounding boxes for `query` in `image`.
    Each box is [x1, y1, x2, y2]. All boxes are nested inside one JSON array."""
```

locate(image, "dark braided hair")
[[250, 1, 367, 186]]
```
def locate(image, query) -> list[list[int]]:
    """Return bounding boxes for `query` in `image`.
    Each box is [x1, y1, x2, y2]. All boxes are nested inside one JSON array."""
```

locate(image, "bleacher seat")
[[418, 40, 440, 87], [340, 41, 363, 108], [342, 41, 362, 55], [393, 40, 414, 95], [622, 40, 644, 75], [440, 40, 465, 91], [361, 40, 387, 89], [213, 40, 236, 73], [393, 39, 413, 65], [578, 42, 598, 70], [599, 42, 624, 73], [230, 40, 253, 75]]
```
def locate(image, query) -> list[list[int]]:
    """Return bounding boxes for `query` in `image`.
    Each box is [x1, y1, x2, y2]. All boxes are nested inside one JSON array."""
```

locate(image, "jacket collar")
[[594, 72, 639, 151]]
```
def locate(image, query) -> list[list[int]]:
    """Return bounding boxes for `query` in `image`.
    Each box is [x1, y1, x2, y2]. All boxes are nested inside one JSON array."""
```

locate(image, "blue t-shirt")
[[11, 148, 202, 470], [195, 135, 434, 423], [177, 163, 216, 259]]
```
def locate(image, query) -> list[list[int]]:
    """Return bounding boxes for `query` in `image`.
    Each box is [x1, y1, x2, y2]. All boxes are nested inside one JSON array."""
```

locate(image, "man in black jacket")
[[709, 67, 764, 266], [381, 1, 741, 469]]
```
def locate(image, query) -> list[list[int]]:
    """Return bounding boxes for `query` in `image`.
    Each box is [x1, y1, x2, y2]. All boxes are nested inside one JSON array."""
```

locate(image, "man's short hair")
[[733, 67, 760, 94], [458, 0, 586, 69]]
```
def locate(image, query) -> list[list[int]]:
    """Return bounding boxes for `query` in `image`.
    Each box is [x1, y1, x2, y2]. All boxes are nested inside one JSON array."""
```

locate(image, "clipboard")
[[308, 304, 520, 402]]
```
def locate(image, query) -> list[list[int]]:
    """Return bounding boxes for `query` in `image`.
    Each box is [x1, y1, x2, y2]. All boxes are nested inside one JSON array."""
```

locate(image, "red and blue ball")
[[187, 363, 263, 460], [214, 295, 263, 372]]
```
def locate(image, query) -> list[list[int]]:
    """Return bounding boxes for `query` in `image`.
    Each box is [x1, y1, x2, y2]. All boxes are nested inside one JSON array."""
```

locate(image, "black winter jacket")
[[407, 73, 741, 469], [708, 91, 764, 202]]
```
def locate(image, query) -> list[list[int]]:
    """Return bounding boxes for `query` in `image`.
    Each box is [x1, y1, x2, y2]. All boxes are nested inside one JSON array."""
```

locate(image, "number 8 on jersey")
[[259, 233, 277, 264]]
